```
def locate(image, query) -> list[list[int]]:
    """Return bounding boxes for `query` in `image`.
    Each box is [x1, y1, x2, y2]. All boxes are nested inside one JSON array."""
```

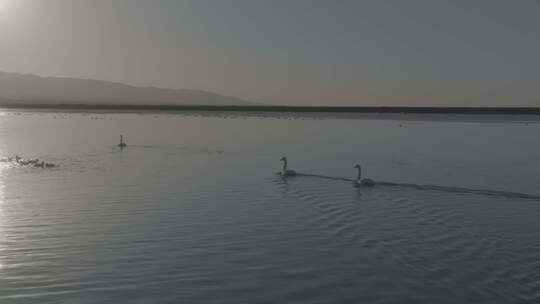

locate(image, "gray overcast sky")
[[1, 0, 539, 106]]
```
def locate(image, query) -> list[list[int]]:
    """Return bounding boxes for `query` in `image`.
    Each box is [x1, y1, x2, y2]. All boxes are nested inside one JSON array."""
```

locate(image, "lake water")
[[1, 110, 540, 303]]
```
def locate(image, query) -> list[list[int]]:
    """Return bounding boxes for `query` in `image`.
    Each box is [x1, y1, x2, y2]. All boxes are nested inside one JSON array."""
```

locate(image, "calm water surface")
[[1, 110, 540, 303]]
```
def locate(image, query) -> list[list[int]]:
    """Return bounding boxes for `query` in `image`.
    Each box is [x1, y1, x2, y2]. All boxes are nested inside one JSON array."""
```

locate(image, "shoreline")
[[1, 103, 540, 115]]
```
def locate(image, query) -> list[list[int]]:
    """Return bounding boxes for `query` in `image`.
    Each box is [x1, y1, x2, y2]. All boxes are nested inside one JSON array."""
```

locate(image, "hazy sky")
[[1, 0, 539, 106]]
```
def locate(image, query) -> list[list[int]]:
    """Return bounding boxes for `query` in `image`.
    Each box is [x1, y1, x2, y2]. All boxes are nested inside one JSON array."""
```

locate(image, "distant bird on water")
[[354, 164, 375, 187], [279, 157, 297, 176], [118, 135, 127, 148]]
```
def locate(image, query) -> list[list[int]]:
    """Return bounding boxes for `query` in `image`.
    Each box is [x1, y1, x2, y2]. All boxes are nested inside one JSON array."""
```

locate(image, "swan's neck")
[[357, 167, 362, 180], [282, 160, 287, 172]]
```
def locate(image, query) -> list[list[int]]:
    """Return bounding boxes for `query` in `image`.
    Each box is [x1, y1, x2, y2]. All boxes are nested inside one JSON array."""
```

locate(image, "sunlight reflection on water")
[[0, 162, 7, 271]]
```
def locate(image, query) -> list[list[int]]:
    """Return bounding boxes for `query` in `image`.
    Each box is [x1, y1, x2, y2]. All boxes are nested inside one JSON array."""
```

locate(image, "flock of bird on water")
[[2, 134, 375, 186], [0, 135, 127, 169], [0, 155, 56, 168]]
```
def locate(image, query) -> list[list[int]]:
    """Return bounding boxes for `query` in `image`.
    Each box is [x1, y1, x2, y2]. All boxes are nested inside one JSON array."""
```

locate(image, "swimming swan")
[[118, 135, 127, 148], [354, 164, 375, 187], [279, 157, 297, 176]]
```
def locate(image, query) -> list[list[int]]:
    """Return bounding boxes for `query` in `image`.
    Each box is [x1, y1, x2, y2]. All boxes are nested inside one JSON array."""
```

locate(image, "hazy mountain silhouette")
[[0, 71, 257, 106]]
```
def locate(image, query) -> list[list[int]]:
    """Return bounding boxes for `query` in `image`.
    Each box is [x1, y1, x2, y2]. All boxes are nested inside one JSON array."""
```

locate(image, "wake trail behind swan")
[[291, 173, 540, 200]]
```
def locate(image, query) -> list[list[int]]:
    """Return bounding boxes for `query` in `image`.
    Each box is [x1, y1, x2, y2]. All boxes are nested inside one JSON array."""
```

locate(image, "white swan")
[[279, 157, 297, 176], [118, 135, 127, 148], [354, 164, 375, 187]]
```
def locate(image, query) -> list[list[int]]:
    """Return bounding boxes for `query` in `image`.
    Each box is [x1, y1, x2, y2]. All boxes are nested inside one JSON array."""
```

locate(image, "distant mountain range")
[[0, 71, 256, 106]]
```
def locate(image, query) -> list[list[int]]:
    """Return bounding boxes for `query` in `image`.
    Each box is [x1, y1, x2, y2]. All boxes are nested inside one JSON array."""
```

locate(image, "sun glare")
[[0, 0, 10, 13]]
